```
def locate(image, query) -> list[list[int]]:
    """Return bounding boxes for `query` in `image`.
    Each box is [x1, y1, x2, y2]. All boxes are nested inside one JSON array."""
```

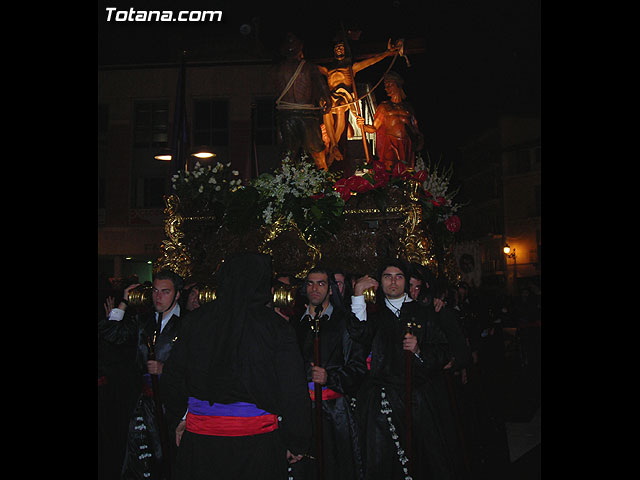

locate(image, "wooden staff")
[[405, 321, 414, 478], [148, 329, 172, 480], [312, 305, 324, 480]]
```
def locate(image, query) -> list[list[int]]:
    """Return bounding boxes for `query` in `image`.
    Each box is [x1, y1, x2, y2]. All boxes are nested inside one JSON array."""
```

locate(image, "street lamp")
[[503, 243, 516, 258], [503, 243, 517, 293], [154, 147, 173, 161], [191, 145, 216, 160], [154, 146, 216, 172]]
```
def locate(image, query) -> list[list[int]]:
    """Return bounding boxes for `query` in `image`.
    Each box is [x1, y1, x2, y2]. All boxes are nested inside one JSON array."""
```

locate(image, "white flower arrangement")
[[415, 153, 462, 223], [251, 154, 341, 226], [171, 161, 242, 212]]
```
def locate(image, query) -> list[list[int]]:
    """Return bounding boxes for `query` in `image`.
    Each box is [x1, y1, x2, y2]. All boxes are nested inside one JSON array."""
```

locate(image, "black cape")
[[161, 253, 312, 480], [98, 303, 183, 479], [351, 299, 468, 480], [290, 304, 368, 480]]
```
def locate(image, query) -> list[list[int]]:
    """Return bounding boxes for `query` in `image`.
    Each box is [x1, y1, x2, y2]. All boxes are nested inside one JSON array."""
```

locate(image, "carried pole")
[[148, 329, 172, 480], [312, 305, 324, 480], [405, 322, 414, 478]]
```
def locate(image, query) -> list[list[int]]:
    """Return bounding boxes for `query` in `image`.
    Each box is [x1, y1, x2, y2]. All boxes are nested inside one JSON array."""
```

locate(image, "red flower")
[[334, 178, 351, 201], [372, 160, 387, 175], [373, 172, 389, 188], [346, 175, 375, 193], [412, 169, 427, 183], [391, 162, 410, 179], [445, 215, 461, 233], [431, 196, 447, 207], [366, 161, 389, 188]]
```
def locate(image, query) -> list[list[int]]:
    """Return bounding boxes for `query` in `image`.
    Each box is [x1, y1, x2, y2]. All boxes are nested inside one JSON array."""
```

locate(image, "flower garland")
[[380, 387, 413, 480], [251, 154, 341, 225], [170, 161, 242, 213], [168, 153, 462, 250], [333, 159, 422, 201], [414, 154, 462, 229], [250, 155, 344, 242], [333, 154, 463, 234]]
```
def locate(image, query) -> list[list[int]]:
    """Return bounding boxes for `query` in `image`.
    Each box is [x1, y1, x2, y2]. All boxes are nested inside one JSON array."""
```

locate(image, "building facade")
[[453, 114, 540, 294], [98, 60, 280, 281]]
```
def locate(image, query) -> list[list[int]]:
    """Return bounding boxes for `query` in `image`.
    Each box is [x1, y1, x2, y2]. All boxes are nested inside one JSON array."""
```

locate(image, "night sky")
[[98, 0, 540, 154]]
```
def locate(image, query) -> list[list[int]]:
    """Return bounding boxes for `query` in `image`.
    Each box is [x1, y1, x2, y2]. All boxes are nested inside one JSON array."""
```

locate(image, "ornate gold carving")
[[258, 217, 322, 279], [154, 194, 193, 279], [397, 180, 434, 267], [155, 181, 445, 284], [343, 205, 407, 216]]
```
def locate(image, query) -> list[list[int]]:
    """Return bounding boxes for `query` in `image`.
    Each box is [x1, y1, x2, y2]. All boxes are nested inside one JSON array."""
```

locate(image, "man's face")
[[409, 277, 422, 301], [334, 42, 345, 59], [186, 287, 200, 311], [306, 272, 330, 308], [152, 279, 179, 313], [384, 79, 399, 97], [334, 273, 346, 297], [381, 266, 406, 299]]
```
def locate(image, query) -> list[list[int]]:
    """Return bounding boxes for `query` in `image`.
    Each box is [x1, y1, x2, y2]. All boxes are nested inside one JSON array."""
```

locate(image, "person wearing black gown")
[[99, 269, 184, 480], [349, 259, 467, 480], [290, 266, 368, 480], [160, 253, 312, 480]]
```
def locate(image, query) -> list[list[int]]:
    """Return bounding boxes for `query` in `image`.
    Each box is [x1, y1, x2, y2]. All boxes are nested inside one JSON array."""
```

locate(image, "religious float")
[[151, 33, 464, 296], [152, 153, 462, 288]]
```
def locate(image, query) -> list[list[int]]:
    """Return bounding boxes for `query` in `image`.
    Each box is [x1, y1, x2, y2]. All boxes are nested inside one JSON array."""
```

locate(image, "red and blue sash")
[[307, 382, 343, 401], [185, 397, 279, 437]]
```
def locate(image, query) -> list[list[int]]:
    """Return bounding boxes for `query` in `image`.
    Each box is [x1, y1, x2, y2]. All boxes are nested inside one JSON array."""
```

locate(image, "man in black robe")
[[99, 269, 184, 479], [290, 266, 368, 480], [160, 253, 312, 480], [349, 259, 468, 480]]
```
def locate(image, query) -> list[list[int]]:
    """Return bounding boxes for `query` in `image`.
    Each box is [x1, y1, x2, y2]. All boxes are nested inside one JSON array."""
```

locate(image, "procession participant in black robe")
[[160, 253, 312, 480], [99, 269, 184, 480], [98, 305, 138, 480], [290, 267, 368, 480], [349, 259, 466, 480]]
